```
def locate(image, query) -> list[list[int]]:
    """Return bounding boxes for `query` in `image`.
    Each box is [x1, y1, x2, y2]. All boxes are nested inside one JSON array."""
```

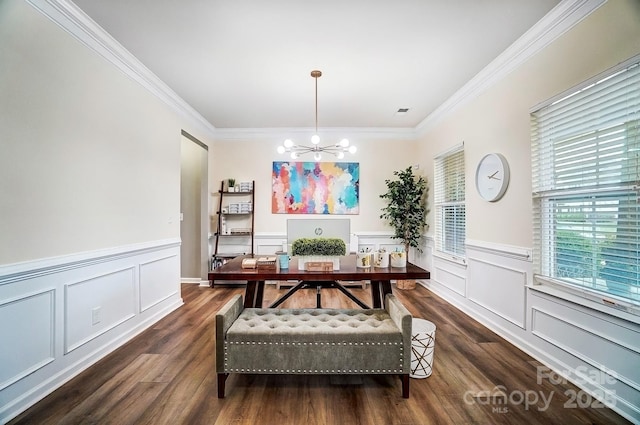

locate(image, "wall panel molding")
[[531, 306, 640, 393], [139, 255, 180, 313], [467, 256, 527, 329], [425, 239, 640, 423], [0, 240, 182, 423], [0, 238, 181, 285], [64, 267, 137, 354], [0, 289, 55, 391], [466, 238, 532, 261]]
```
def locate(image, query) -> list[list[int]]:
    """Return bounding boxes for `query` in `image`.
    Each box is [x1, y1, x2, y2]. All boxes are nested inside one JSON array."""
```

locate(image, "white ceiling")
[[72, 0, 561, 131]]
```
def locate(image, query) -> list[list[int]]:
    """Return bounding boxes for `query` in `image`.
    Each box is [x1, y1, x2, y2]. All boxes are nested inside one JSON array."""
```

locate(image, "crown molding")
[[212, 127, 418, 141], [26, 0, 216, 138], [25, 0, 605, 140], [416, 0, 607, 135]]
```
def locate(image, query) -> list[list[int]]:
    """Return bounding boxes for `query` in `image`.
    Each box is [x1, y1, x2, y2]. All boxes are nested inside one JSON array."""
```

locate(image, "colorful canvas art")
[[272, 162, 359, 214]]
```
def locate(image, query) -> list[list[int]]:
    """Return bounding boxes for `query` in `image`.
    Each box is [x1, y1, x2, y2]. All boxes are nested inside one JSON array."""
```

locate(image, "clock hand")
[[488, 171, 500, 180]]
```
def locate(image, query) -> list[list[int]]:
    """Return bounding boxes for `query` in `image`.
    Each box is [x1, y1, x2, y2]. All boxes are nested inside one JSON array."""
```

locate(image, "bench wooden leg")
[[218, 373, 228, 398], [401, 374, 410, 398]]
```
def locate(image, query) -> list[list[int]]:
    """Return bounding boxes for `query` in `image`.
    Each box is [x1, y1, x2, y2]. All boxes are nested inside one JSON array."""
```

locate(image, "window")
[[531, 56, 640, 309], [434, 144, 466, 261]]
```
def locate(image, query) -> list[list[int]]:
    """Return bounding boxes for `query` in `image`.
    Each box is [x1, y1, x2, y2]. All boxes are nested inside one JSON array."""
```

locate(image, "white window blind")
[[434, 145, 466, 260], [531, 57, 640, 308]]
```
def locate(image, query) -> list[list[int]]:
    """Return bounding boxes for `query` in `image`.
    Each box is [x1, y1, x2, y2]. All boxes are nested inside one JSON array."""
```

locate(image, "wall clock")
[[475, 153, 510, 202]]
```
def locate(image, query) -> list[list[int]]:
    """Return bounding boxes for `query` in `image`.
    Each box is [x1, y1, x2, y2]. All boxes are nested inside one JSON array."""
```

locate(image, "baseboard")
[[181, 277, 201, 284], [419, 279, 639, 423], [0, 240, 183, 423], [2, 298, 183, 422]]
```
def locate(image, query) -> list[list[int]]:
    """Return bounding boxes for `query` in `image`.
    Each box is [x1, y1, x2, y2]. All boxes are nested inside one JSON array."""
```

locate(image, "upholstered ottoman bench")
[[216, 293, 412, 398]]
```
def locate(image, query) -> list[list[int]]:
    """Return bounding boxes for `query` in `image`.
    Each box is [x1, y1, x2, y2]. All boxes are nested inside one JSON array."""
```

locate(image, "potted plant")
[[379, 166, 429, 287], [291, 237, 346, 270], [227, 178, 236, 192]]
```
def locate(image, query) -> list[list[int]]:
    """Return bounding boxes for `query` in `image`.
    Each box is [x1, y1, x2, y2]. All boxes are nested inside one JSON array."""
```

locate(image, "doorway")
[[180, 130, 209, 285]]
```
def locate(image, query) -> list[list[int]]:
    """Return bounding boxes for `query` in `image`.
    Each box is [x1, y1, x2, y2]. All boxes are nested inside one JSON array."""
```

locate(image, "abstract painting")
[[272, 161, 359, 214]]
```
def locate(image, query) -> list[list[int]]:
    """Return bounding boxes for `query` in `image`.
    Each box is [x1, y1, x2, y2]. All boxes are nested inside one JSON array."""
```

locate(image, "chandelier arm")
[[277, 69, 356, 159]]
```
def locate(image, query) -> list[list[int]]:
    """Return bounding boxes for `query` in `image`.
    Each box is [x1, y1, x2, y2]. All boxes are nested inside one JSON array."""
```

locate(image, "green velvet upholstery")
[[215, 294, 412, 397]]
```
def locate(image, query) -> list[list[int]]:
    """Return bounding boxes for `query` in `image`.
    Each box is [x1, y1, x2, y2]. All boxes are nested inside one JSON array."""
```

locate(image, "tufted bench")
[[216, 293, 412, 398]]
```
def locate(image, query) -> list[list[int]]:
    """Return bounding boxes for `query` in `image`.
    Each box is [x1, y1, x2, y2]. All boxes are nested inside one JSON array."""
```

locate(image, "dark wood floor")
[[9, 282, 630, 425]]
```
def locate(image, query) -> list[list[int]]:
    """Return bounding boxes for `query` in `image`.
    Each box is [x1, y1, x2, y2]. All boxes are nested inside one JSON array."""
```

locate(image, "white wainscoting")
[[0, 239, 183, 423], [467, 256, 527, 329], [0, 289, 55, 392], [424, 238, 640, 423], [528, 290, 640, 420], [64, 267, 137, 354], [252, 232, 406, 257]]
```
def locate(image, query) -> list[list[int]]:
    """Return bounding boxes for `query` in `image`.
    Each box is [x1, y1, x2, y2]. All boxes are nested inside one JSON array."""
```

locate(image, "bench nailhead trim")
[[224, 367, 405, 373], [227, 341, 399, 346], [224, 342, 404, 372]]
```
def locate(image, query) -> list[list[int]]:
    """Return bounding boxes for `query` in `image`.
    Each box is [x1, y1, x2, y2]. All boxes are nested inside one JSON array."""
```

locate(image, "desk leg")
[[245, 281, 258, 308], [255, 281, 265, 307], [269, 281, 305, 308], [370, 281, 382, 308], [381, 280, 393, 303], [333, 281, 370, 309]]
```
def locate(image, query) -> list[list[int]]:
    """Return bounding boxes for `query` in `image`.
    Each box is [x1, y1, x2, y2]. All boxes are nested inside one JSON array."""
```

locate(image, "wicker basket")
[[396, 279, 416, 290]]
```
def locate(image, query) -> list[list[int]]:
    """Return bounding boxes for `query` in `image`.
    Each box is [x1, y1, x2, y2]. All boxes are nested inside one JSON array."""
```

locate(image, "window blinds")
[[531, 57, 640, 306], [434, 145, 466, 259]]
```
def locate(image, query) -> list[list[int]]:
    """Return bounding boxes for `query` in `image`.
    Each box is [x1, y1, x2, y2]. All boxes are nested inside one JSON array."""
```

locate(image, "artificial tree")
[[379, 166, 429, 257]]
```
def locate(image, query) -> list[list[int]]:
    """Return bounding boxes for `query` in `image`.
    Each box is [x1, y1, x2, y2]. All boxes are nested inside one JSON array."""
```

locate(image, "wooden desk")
[[208, 254, 430, 309]]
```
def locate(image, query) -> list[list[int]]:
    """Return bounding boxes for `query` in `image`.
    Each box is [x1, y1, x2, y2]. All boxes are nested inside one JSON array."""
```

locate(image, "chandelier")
[[277, 70, 357, 161]]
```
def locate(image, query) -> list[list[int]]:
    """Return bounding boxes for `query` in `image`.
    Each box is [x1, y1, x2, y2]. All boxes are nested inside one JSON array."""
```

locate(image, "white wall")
[[2, 0, 639, 422], [416, 1, 640, 422], [0, 2, 182, 264], [210, 136, 420, 236], [0, 1, 213, 421]]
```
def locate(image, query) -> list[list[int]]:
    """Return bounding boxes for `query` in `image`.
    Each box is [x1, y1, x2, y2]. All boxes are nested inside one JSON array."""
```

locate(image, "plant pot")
[[390, 252, 407, 267], [396, 279, 416, 290], [374, 251, 389, 268], [356, 252, 372, 268]]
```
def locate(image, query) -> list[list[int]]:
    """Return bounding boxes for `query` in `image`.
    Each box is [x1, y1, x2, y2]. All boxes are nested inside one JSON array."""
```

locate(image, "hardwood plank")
[[8, 283, 632, 425]]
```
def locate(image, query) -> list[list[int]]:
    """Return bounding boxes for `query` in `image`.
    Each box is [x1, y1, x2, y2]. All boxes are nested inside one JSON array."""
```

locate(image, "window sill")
[[433, 252, 467, 267], [528, 278, 640, 326]]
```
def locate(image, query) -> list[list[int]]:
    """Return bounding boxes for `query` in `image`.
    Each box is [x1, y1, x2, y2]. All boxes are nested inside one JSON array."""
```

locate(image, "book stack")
[[239, 201, 252, 213], [227, 203, 240, 214], [241, 258, 257, 269], [256, 256, 277, 270], [226, 202, 252, 214], [230, 228, 251, 235]]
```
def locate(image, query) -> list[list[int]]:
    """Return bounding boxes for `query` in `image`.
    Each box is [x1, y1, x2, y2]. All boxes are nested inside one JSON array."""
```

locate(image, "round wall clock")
[[475, 153, 510, 202]]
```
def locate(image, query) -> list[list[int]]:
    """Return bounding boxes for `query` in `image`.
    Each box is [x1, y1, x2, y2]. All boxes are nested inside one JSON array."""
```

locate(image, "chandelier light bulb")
[[276, 70, 358, 159]]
